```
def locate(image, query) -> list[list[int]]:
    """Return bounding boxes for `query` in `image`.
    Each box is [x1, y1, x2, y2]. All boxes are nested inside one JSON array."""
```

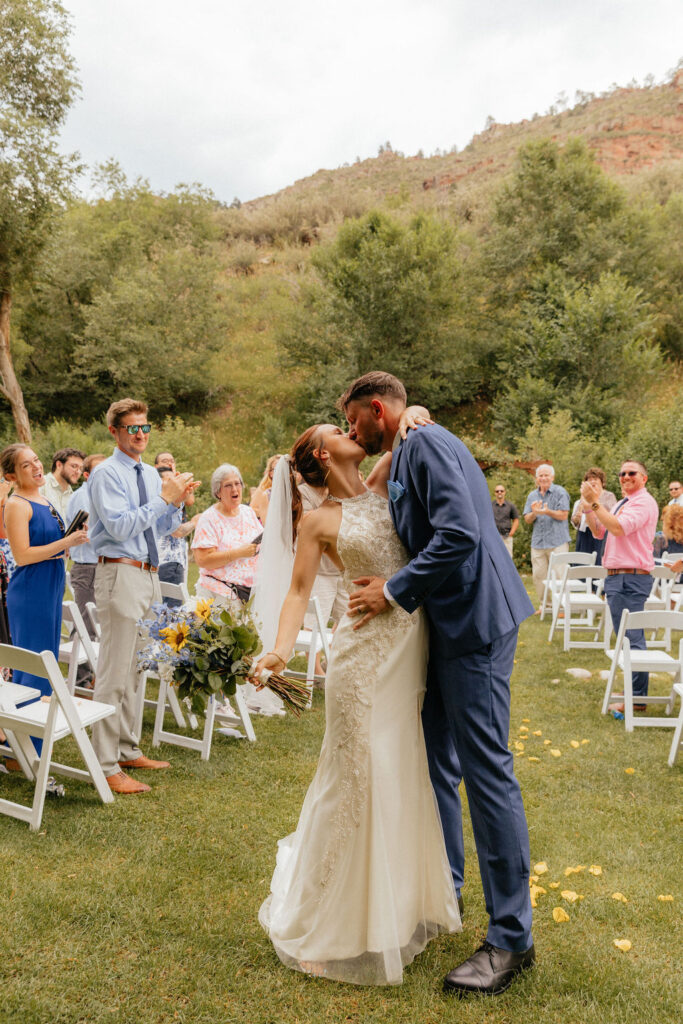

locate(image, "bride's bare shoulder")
[[299, 500, 341, 542]]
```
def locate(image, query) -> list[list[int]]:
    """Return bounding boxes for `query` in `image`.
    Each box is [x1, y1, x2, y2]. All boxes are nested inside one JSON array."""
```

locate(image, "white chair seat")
[[548, 565, 608, 650], [3, 694, 114, 740], [667, 683, 683, 766]]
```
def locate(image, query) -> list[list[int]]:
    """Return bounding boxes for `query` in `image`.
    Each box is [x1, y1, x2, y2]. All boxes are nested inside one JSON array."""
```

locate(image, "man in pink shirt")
[[580, 460, 659, 710]]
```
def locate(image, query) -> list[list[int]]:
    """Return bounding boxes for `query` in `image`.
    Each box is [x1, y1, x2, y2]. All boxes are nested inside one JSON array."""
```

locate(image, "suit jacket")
[[387, 425, 534, 658]]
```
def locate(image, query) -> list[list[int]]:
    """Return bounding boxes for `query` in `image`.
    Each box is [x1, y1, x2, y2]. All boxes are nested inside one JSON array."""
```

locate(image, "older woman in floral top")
[[192, 463, 261, 606]]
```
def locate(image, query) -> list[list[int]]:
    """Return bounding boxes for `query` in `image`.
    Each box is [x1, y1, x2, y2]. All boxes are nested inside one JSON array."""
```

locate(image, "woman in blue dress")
[[1, 444, 88, 755]]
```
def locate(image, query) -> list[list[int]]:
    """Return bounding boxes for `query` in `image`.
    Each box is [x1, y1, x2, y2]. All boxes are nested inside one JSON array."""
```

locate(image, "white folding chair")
[[64, 570, 75, 601], [289, 597, 333, 706], [0, 681, 42, 776], [645, 566, 677, 613], [540, 551, 596, 620], [548, 566, 608, 650], [59, 600, 100, 696], [667, 683, 683, 766], [601, 610, 683, 731], [0, 645, 115, 830], [159, 579, 191, 604]]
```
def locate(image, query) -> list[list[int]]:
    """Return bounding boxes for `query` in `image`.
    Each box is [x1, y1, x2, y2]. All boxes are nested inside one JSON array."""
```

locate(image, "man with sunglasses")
[[667, 481, 683, 507], [491, 485, 519, 557], [88, 398, 197, 794], [580, 460, 659, 712]]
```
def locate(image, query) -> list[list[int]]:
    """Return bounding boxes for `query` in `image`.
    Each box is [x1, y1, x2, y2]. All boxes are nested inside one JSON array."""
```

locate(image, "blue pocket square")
[[388, 480, 405, 502]]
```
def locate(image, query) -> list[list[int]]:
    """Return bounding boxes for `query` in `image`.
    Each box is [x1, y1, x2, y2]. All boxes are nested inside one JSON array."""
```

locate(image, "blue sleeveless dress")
[[6, 498, 65, 720]]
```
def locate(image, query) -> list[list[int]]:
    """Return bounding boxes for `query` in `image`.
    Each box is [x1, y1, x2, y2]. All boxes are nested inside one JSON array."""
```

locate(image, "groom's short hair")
[[338, 371, 407, 410]]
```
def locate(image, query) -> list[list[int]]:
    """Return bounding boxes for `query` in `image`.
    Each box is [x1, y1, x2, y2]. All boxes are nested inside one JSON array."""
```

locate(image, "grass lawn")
[[1, 581, 681, 1024]]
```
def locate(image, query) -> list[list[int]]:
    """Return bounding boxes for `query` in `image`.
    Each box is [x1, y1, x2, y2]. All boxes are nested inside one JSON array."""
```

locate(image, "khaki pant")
[[531, 543, 569, 601], [92, 562, 161, 777], [503, 536, 514, 558]]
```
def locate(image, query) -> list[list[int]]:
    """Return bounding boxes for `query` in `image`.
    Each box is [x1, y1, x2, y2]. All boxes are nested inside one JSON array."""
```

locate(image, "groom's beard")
[[355, 424, 384, 456]]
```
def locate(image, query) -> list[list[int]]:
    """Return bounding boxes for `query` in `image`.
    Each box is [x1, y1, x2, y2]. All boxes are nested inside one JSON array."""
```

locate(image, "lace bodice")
[[331, 490, 409, 587]]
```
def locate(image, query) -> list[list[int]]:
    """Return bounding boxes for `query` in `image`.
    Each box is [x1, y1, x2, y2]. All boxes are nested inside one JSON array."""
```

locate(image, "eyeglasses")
[[494, 490, 505, 494], [123, 424, 152, 435], [618, 470, 639, 478]]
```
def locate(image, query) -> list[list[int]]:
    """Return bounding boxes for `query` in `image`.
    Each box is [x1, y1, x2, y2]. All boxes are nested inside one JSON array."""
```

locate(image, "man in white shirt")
[[667, 481, 683, 506], [40, 447, 85, 521]]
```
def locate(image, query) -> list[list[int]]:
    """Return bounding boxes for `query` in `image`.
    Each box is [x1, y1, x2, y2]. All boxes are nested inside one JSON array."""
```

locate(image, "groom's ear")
[[369, 399, 385, 420]]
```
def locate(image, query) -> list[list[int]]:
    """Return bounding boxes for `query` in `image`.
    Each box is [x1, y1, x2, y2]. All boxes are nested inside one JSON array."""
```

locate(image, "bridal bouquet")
[[137, 598, 311, 717]]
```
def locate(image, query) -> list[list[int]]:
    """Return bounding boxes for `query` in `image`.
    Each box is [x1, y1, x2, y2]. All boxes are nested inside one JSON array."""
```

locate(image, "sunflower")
[[159, 622, 190, 652], [195, 598, 214, 622]]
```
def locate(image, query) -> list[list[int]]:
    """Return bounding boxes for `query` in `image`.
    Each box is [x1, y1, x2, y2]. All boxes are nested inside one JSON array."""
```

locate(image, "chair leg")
[[668, 703, 683, 766], [233, 686, 256, 743], [602, 657, 620, 715], [201, 697, 216, 759], [623, 664, 635, 733]]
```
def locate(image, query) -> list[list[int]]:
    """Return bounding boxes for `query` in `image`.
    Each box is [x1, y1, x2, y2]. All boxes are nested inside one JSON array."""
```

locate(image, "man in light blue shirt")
[[88, 398, 196, 795], [66, 453, 107, 688], [523, 464, 570, 607]]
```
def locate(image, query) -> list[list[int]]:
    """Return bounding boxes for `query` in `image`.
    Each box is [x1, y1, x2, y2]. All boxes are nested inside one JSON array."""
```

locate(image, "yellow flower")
[[528, 756, 540, 762], [657, 894, 674, 902], [553, 907, 570, 923], [515, 741, 525, 752], [570, 740, 580, 749], [613, 939, 632, 952], [589, 865, 602, 876], [561, 890, 583, 903], [529, 883, 546, 908], [612, 892, 628, 903], [533, 730, 543, 736], [534, 862, 549, 875], [564, 865, 586, 876], [544, 739, 552, 746], [550, 749, 562, 758], [624, 767, 635, 775], [195, 598, 214, 621], [159, 622, 190, 652], [549, 882, 560, 889]]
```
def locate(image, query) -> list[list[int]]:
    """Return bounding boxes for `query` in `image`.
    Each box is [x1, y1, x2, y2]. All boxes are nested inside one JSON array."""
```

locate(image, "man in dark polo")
[[492, 485, 519, 558]]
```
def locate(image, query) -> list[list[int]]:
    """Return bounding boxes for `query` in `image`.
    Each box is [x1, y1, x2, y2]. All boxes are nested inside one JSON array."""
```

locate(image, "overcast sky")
[[60, 0, 682, 204]]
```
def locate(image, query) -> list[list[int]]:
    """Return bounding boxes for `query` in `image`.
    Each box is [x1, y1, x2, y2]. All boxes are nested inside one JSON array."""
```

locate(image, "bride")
[[253, 422, 460, 986]]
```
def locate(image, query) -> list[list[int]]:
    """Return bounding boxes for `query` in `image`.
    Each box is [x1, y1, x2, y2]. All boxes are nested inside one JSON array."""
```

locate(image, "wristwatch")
[[591, 502, 600, 511]]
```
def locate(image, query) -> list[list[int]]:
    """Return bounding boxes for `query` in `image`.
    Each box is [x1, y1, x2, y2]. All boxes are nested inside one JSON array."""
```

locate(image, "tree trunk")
[[0, 290, 32, 443]]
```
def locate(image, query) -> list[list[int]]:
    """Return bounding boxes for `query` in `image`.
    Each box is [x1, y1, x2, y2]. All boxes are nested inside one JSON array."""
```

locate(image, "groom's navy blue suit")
[[387, 424, 535, 952]]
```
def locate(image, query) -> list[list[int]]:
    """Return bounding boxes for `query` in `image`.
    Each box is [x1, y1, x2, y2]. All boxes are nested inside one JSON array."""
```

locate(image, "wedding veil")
[[250, 455, 295, 653]]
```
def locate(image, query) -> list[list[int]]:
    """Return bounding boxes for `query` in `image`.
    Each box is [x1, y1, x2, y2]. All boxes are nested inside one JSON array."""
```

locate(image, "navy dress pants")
[[604, 573, 653, 698], [421, 626, 533, 952]]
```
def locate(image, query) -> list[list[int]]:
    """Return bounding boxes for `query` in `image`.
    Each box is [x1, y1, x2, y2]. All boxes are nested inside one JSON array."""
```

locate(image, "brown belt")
[[98, 556, 158, 572], [606, 568, 650, 576]]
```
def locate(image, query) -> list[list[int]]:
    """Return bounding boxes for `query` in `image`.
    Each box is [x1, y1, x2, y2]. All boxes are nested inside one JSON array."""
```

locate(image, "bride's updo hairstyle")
[[288, 424, 328, 539]]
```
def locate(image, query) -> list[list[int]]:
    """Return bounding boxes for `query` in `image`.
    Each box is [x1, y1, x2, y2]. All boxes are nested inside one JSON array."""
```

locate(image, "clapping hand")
[[161, 471, 199, 507], [530, 500, 547, 516], [580, 480, 599, 506]]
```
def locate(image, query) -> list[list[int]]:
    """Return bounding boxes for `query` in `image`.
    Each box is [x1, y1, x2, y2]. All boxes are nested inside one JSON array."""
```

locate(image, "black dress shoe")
[[443, 940, 535, 997], [457, 894, 464, 918]]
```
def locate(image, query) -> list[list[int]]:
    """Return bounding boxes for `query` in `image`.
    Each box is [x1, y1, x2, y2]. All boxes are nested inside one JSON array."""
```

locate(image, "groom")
[[341, 371, 536, 997]]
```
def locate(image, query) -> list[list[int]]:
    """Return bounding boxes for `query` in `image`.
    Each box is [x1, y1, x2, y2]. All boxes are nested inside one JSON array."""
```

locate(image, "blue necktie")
[[613, 497, 629, 514], [134, 463, 159, 568]]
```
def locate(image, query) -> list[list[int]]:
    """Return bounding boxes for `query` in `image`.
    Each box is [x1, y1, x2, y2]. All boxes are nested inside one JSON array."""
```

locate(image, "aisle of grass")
[[1, 584, 681, 1024]]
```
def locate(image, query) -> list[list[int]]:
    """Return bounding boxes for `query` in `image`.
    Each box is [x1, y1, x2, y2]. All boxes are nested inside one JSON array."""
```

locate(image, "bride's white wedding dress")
[[258, 490, 460, 985]]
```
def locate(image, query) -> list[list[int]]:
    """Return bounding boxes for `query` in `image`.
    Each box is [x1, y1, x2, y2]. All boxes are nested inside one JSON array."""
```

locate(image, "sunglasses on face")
[[618, 470, 639, 478], [123, 424, 152, 435]]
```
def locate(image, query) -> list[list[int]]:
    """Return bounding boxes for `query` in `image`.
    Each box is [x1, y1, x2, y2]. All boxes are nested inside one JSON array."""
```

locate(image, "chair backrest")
[[548, 551, 597, 574], [86, 601, 101, 638], [618, 610, 683, 634], [159, 579, 190, 603], [62, 600, 99, 672], [0, 644, 51, 682]]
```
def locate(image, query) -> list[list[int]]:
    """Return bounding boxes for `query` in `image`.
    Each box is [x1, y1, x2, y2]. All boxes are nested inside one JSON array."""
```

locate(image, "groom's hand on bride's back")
[[349, 576, 389, 630]]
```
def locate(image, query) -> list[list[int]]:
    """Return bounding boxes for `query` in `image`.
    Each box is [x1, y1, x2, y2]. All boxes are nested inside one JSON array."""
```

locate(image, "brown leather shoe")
[[3, 758, 22, 772], [118, 755, 170, 770], [107, 771, 150, 794]]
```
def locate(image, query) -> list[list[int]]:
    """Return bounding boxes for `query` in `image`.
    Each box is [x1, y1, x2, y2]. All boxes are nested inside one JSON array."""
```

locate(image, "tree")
[[0, 0, 79, 440], [280, 210, 484, 417], [492, 269, 662, 443]]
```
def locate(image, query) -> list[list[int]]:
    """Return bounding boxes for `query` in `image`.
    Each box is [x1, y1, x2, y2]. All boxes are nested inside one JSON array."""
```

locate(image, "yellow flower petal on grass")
[[534, 862, 549, 875], [561, 890, 584, 903], [581, 739, 590, 745], [613, 939, 632, 952], [529, 883, 547, 908], [589, 865, 602, 876], [564, 866, 586, 876], [522, 718, 530, 723], [570, 740, 580, 749], [550, 748, 562, 757], [533, 730, 543, 736], [514, 741, 525, 751], [612, 892, 628, 903], [528, 756, 540, 762], [657, 894, 674, 902], [624, 767, 635, 775], [544, 739, 552, 746], [549, 882, 560, 889], [552, 907, 570, 923]]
